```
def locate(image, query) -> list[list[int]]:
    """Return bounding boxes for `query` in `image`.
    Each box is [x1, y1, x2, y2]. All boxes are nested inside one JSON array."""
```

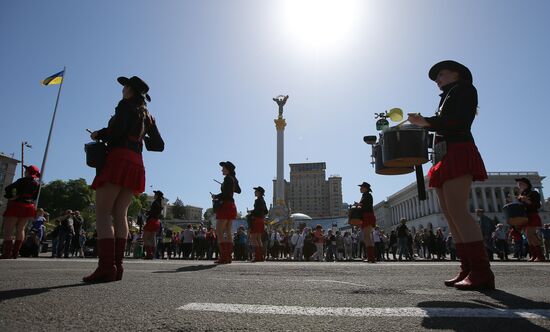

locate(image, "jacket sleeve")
[[359, 193, 373, 213], [526, 191, 541, 210], [424, 84, 477, 132], [144, 116, 165, 152]]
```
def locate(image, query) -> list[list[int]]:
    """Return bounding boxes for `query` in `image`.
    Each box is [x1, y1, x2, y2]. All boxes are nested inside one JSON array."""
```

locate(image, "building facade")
[[0, 153, 20, 227], [273, 162, 345, 218], [374, 172, 549, 234], [183, 205, 203, 221]]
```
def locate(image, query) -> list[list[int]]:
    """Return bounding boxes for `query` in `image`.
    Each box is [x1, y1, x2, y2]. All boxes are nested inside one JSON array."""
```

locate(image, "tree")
[[172, 197, 185, 219], [39, 178, 94, 218]]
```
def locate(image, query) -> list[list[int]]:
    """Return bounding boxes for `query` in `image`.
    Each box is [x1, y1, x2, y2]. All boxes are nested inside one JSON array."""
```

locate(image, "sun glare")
[[281, 0, 360, 54]]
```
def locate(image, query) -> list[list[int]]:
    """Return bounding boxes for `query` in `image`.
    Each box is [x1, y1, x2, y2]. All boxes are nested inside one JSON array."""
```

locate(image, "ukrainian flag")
[[41, 70, 64, 85]]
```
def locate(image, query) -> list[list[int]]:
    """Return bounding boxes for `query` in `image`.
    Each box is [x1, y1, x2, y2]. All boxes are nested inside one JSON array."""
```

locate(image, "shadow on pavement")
[[152, 264, 218, 274], [0, 283, 88, 302], [419, 289, 550, 331]]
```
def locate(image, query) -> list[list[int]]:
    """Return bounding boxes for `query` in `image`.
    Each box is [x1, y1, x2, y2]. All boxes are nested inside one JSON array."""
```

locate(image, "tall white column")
[[539, 187, 545, 211], [491, 187, 498, 212], [471, 188, 479, 209], [500, 187, 507, 206], [481, 187, 489, 211]]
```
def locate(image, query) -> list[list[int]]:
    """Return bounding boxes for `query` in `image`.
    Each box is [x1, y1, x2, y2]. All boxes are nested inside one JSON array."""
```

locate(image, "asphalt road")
[[1, 258, 549, 331]]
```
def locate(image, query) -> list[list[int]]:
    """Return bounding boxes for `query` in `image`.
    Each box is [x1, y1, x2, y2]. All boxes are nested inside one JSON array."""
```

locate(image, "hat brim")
[[117, 76, 130, 86], [429, 60, 473, 84]]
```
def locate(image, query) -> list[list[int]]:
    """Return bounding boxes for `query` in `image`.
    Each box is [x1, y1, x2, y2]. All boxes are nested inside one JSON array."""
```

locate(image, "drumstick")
[[213, 179, 222, 185], [396, 113, 420, 127]]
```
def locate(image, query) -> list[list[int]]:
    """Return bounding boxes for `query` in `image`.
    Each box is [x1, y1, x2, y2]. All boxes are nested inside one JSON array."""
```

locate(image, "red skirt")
[[428, 142, 487, 188], [250, 217, 265, 234], [143, 219, 160, 232], [362, 212, 376, 228], [216, 201, 237, 220], [91, 147, 145, 195], [3, 201, 36, 218], [523, 212, 542, 228]]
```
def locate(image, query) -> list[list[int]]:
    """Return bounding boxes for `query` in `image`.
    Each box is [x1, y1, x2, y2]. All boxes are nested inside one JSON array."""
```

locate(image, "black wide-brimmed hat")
[[153, 190, 164, 197], [253, 186, 265, 195], [219, 161, 236, 171], [117, 76, 151, 102], [515, 177, 533, 189], [429, 60, 473, 84], [358, 182, 372, 192]]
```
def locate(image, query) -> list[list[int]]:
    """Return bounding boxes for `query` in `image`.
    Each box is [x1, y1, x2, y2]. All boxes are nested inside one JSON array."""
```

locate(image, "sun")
[[281, 0, 360, 53]]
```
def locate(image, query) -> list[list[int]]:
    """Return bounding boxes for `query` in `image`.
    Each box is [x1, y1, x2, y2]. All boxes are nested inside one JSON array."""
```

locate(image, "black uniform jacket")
[[147, 198, 164, 220], [424, 81, 477, 143], [520, 189, 541, 213], [96, 99, 164, 153], [4, 177, 40, 204], [215, 175, 241, 203], [359, 192, 373, 213], [251, 197, 268, 218]]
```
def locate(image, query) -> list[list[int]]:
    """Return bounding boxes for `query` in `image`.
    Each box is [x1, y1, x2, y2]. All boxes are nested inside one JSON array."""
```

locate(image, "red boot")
[[1, 240, 13, 259], [445, 243, 469, 287], [363, 246, 376, 263], [114, 238, 126, 281], [534, 246, 545, 262], [83, 238, 116, 283], [215, 243, 227, 264], [257, 247, 265, 262], [454, 241, 495, 291], [11, 240, 23, 259], [528, 246, 536, 262]]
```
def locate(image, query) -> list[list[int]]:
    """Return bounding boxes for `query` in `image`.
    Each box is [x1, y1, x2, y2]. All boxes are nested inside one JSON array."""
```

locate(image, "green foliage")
[[38, 178, 94, 218], [172, 197, 185, 219]]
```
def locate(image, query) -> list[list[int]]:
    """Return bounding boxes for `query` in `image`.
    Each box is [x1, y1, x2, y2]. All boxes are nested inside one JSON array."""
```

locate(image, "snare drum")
[[503, 202, 528, 226], [84, 141, 107, 168], [382, 125, 429, 167], [348, 205, 363, 226], [374, 143, 414, 175]]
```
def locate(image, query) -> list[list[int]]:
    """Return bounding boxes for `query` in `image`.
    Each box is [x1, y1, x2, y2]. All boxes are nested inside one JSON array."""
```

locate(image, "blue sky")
[[1, 0, 549, 213]]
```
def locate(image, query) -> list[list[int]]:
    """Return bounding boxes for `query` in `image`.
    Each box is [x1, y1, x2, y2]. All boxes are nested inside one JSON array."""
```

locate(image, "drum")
[[374, 143, 414, 175], [348, 205, 363, 226], [84, 141, 107, 168], [503, 202, 528, 226], [382, 125, 429, 167]]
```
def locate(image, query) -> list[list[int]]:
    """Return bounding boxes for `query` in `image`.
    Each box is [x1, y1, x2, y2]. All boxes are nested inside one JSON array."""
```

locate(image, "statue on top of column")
[[273, 95, 289, 118]]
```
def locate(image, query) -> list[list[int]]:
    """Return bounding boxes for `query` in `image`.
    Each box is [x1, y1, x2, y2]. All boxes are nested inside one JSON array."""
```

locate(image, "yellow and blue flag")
[[41, 70, 64, 85]]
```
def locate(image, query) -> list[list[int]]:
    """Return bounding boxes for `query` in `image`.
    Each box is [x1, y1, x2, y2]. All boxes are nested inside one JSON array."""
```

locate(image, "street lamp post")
[[21, 141, 32, 177]]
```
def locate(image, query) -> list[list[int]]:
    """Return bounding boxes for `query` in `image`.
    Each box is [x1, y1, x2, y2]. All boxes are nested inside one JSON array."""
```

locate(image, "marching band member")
[[212, 161, 241, 264], [1, 165, 40, 259], [84, 75, 164, 282], [408, 60, 493, 290], [250, 186, 268, 262], [358, 182, 376, 263], [143, 190, 165, 259], [516, 177, 545, 262]]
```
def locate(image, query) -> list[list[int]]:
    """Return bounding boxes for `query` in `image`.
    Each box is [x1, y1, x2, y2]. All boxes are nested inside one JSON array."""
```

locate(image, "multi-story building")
[[273, 162, 346, 218], [182, 205, 203, 221], [0, 153, 20, 228], [374, 172, 549, 234]]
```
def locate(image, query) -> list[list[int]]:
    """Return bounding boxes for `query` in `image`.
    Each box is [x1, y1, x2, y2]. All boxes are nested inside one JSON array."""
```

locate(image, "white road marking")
[[305, 279, 366, 287], [178, 303, 550, 319]]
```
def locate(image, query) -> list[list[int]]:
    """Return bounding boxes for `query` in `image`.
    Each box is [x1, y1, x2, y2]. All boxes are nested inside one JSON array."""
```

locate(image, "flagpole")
[[36, 66, 66, 207]]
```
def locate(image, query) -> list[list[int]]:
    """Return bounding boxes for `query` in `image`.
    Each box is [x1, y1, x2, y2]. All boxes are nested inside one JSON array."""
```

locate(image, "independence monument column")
[[271, 95, 290, 224]]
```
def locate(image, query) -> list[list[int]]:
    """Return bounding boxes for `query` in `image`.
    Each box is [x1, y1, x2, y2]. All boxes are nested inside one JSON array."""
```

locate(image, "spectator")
[[57, 210, 75, 258], [372, 227, 383, 261], [311, 225, 325, 262], [389, 230, 398, 260], [477, 208, 496, 261], [293, 228, 306, 261], [71, 211, 84, 257], [493, 223, 508, 260], [396, 219, 411, 261], [343, 232, 353, 261], [325, 230, 336, 262], [542, 224, 550, 260], [336, 231, 345, 261], [182, 224, 194, 259], [31, 209, 47, 257], [446, 233, 456, 261]]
